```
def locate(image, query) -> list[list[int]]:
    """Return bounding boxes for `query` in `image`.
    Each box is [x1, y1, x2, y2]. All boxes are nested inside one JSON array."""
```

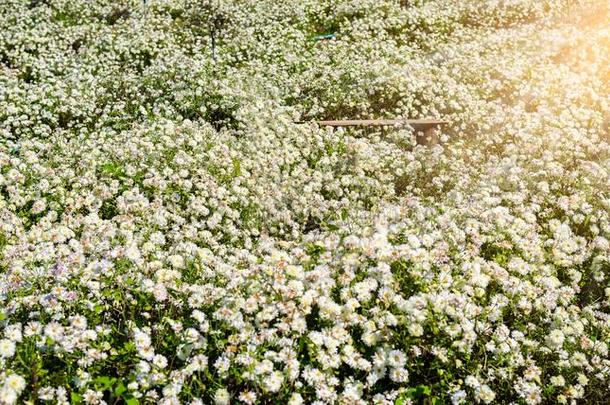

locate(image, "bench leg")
[[417, 127, 439, 146]]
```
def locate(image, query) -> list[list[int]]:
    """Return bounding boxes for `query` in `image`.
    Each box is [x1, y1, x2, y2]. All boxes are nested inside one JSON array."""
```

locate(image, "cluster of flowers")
[[0, 0, 609, 403]]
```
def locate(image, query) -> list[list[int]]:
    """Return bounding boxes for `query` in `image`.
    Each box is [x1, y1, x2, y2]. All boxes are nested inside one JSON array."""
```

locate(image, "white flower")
[[577, 374, 589, 386], [4, 374, 26, 394], [4, 325, 22, 343], [0, 386, 17, 405], [546, 329, 565, 349], [70, 316, 87, 330], [0, 339, 16, 358], [134, 330, 151, 346], [387, 350, 406, 368], [264, 371, 284, 393], [139, 346, 155, 361], [44, 322, 64, 341], [389, 368, 409, 383], [238, 391, 257, 405], [550, 376, 565, 387], [451, 390, 467, 405], [0, 0, 609, 403], [38, 386, 55, 401], [168, 255, 185, 269], [153, 284, 168, 302], [125, 244, 141, 262], [288, 393, 304, 405], [214, 388, 230, 405], [153, 354, 168, 369], [476, 385, 496, 404], [465, 376, 480, 389], [83, 389, 104, 404], [408, 324, 424, 337]]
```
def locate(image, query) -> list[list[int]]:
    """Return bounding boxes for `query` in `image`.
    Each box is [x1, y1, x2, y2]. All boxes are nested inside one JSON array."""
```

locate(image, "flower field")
[[1, 0, 610, 403]]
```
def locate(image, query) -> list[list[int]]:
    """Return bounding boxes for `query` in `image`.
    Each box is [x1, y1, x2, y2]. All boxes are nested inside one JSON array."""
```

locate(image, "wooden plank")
[[312, 119, 448, 127]]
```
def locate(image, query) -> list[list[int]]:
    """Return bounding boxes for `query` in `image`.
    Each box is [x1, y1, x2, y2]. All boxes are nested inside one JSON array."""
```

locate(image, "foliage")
[[0, 0, 609, 404]]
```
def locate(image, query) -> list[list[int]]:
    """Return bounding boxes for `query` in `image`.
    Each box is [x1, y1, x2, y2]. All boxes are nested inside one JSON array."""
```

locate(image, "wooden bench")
[[303, 119, 448, 146]]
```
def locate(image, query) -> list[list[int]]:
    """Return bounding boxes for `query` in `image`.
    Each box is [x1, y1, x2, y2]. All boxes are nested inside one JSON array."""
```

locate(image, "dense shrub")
[[0, 0, 609, 404]]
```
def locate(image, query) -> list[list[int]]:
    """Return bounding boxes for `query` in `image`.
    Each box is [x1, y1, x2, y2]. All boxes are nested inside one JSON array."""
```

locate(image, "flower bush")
[[1, 0, 610, 403]]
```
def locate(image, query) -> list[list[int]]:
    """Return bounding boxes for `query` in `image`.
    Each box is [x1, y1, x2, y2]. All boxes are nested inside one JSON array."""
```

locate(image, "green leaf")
[[71, 392, 82, 403], [232, 158, 242, 177], [95, 376, 116, 389], [418, 385, 432, 396], [405, 387, 417, 397], [121, 341, 136, 354], [115, 382, 127, 396], [125, 396, 140, 405]]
